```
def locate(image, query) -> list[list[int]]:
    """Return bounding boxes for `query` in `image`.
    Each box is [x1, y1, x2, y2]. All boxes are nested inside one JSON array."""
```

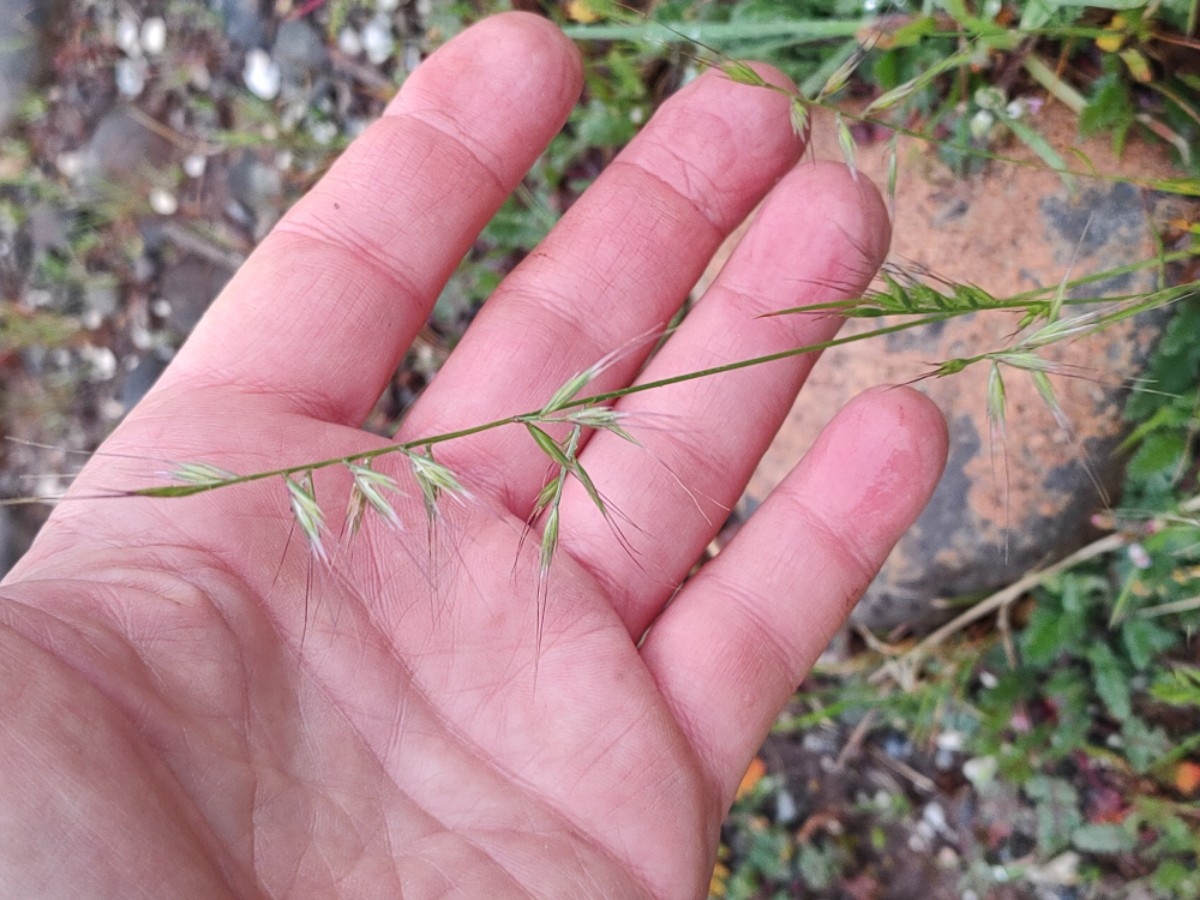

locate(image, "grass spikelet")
[[789, 97, 810, 139], [540, 504, 561, 579], [566, 406, 638, 443], [835, 112, 857, 180], [816, 46, 863, 101], [346, 460, 402, 535], [171, 461, 239, 487], [1029, 368, 1073, 434], [526, 423, 573, 469], [407, 447, 467, 522], [986, 361, 1008, 445], [285, 471, 327, 562], [541, 369, 595, 416], [720, 59, 767, 87]]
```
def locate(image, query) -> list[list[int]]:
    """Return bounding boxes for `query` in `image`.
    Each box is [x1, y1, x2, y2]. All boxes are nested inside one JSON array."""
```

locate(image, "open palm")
[[1, 14, 946, 898]]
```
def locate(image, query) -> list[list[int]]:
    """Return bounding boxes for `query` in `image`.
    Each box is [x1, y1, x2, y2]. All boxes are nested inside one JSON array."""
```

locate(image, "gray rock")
[[272, 19, 329, 95], [224, 151, 283, 237], [211, 0, 266, 48], [737, 106, 1196, 633], [78, 106, 175, 189]]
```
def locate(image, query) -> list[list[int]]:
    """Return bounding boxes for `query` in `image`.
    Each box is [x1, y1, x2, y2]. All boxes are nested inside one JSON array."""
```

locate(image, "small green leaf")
[[1120, 618, 1178, 671], [1087, 641, 1132, 721], [1126, 431, 1187, 484], [1025, 775, 1082, 855], [1121, 715, 1171, 773]]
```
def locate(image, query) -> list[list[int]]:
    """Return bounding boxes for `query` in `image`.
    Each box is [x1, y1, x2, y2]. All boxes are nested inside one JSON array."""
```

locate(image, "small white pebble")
[[775, 789, 798, 824], [376, 0, 400, 10], [101, 397, 127, 422], [274, 149, 293, 171], [149, 187, 178, 216], [141, 17, 167, 55], [115, 58, 147, 97], [116, 16, 140, 55], [151, 299, 172, 318], [26, 288, 53, 308], [309, 120, 338, 146], [131, 323, 153, 350], [962, 755, 997, 787], [55, 152, 84, 179], [243, 48, 281, 100], [362, 18, 395, 65], [338, 27, 363, 56], [935, 731, 964, 753], [922, 802, 948, 834], [83, 345, 118, 381], [978, 670, 999, 689], [81, 308, 103, 330], [183, 154, 207, 178]]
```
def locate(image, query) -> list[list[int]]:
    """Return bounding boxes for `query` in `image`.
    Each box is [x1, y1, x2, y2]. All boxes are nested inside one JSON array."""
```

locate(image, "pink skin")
[[0, 13, 947, 899]]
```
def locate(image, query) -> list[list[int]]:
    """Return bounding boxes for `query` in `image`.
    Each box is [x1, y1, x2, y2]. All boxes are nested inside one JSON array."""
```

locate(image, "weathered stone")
[[211, 0, 267, 48], [272, 19, 330, 96], [737, 105, 1195, 632], [78, 105, 176, 188]]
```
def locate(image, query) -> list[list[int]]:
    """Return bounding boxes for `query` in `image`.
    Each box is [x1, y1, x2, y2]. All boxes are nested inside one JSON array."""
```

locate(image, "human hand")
[[1, 13, 946, 898]]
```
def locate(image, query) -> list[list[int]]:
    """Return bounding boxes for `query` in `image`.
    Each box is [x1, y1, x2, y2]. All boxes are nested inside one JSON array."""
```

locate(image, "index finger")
[[155, 14, 583, 425]]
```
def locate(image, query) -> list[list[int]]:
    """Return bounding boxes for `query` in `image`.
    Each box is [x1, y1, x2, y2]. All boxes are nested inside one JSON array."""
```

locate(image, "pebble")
[[115, 16, 141, 55], [212, 0, 266, 48], [183, 154, 207, 178], [140, 17, 167, 55], [272, 19, 329, 94], [963, 755, 998, 787], [338, 27, 363, 57], [115, 58, 147, 97], [775, 788, 798, 824], [243, 48, 281, 100], [149, 187, 178, 216], [362, 16, 395, 65]]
